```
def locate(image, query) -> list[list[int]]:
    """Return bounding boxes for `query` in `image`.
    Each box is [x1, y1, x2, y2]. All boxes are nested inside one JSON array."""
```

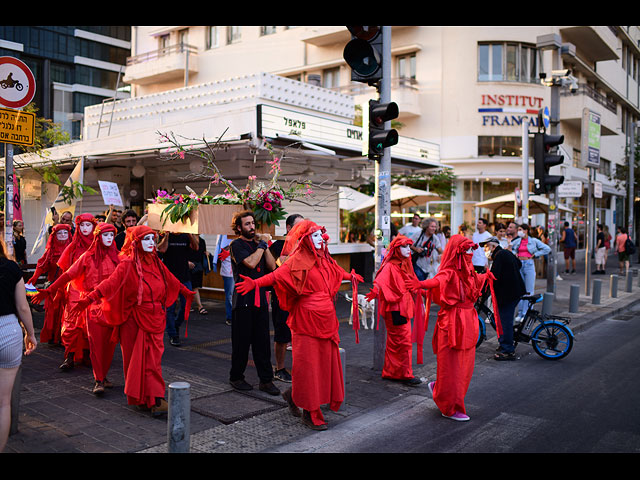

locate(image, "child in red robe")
[[236, 219, 362, 430], [32, 223, 120, 394], [26, 223, 72, 345], [365, 234, 424, 386], [407, 234, 499, 422], [70, 225, 194, 416]]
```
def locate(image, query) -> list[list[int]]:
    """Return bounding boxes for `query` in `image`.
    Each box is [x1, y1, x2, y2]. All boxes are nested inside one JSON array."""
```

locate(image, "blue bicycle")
[[475, 293, 575, 360]]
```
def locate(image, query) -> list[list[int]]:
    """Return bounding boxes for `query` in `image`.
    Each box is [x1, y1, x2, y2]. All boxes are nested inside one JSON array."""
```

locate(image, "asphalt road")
[[273, 303, 640, 454]]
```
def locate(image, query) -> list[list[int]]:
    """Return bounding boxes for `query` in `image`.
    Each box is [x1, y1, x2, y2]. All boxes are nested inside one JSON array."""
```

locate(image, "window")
[[261, 26, 277, 36], [397, 52, 416, 84], [322, 67, 340, 89], [478, 136, 523, 157], [206, 26, 219, 49], [227, 26, 241, 44], [478, 42, 538, 84]]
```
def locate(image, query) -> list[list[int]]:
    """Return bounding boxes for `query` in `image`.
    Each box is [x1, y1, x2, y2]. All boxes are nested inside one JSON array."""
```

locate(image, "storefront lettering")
[[283, 117, 306, 130], [481, 94, 544, 108], [346, 127, 362, 140], [481, 114, 540, 127]]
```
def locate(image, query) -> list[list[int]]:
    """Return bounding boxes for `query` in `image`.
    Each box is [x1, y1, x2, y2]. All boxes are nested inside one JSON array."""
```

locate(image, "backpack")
[[625, 236, 636, 255]]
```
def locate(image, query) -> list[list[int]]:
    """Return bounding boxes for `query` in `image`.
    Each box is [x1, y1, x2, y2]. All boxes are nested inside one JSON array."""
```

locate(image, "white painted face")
[[311, 230, 324, 249], [55, 229, 69, 242], [79, 221, 94, 236], [101, 231, 115, 247], [141, 233, 156, 252], [399, 245, 411, 258]]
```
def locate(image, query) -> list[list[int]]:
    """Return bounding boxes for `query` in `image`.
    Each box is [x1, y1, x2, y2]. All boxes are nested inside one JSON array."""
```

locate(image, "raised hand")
[[235, 274, 257, 295]]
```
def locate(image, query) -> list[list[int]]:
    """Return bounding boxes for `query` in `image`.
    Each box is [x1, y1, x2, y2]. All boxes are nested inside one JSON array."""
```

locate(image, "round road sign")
[[0, 56, 36, 109]]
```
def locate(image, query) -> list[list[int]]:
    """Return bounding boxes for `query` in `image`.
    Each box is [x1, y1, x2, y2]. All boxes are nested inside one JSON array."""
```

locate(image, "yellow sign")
[[0, 107, 35, 146]]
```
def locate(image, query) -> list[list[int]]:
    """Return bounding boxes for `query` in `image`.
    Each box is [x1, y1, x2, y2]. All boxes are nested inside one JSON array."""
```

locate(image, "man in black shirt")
[[229, 210, 279, 396], [157, 232, 199, 346], [481, 236, 526, 361], [115, 209, 139, 250]]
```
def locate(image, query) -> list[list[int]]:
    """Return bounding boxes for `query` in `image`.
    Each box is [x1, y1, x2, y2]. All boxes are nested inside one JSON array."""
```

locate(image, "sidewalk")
[[5, 252, 639, 453]]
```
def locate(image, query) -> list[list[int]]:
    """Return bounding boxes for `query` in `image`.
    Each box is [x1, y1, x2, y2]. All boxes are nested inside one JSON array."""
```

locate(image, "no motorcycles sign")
[[0, 56, 36, 109]]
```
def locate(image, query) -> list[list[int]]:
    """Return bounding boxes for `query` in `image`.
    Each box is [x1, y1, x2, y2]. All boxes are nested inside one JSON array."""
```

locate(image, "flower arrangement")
[[153, 131, 314, 228]]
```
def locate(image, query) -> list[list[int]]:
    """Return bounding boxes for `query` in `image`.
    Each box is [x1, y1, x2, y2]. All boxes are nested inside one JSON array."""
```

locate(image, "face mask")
[[141, 234, 156, 252], [101, 232, 114, 247], [79, 221, 94, 236], [56, 230, 69, 241], [517, 230, 525, 238], [399, 245, 411, 258], [311, 230, 324, 249]]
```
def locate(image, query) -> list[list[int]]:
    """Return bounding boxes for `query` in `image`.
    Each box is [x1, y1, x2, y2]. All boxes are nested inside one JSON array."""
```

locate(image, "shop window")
[[323, 67, 340, 89], [478, 136, 523, 157], [478, 42, 538, 84]]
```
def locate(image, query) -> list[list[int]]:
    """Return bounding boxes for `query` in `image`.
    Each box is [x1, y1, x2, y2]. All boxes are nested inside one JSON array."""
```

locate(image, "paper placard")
[[98, 180, 123, 207]]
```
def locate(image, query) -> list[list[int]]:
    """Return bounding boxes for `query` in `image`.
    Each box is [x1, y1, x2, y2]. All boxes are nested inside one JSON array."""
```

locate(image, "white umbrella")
[[338, 186, 373, 211], [475, 192, 574, 215], [350, 184, 441, 213]]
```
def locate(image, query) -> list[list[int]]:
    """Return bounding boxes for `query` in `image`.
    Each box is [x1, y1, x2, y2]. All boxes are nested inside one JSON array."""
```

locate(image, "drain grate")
[[191, 390, 284, 424], [611, 313, 635, 321]]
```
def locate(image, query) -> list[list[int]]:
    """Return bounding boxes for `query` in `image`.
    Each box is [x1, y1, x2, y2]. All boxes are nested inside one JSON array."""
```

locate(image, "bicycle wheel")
[[530, 321, 574, 360], [476, 315, 486, 347]]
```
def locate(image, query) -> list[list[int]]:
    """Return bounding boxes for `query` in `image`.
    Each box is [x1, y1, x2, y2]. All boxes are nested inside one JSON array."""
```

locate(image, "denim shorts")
[[0, 314, 23, 369]]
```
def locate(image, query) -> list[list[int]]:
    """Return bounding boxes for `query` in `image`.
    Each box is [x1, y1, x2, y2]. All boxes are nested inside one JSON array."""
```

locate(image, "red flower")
[[263, 202, 273, 211]]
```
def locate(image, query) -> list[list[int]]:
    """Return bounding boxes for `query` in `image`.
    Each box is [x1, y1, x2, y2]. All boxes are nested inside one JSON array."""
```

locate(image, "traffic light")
[[343, 26, 383, 86], [363, 99, 399, 159], [533, 132, 565, 194]]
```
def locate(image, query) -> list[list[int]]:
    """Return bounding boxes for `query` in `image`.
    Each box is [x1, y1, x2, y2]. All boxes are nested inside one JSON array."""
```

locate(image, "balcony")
[[123, 43, 198, 86], [334, 77, 421, 118], [560, 83, 618, 136]]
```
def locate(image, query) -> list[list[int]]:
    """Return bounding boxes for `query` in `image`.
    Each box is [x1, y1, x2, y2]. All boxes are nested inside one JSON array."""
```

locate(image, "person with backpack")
[[560, 222, 577, 274], [616, 226, 634, 275]]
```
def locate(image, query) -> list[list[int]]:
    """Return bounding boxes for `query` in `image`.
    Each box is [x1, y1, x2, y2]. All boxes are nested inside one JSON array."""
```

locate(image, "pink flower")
[[178, 151, 185, 159], [263, 202, 273, 211]]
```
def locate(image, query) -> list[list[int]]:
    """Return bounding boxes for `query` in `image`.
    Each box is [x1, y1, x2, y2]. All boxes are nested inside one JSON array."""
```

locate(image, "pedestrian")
[[188, 234, 208, 315], [157, 231, 199, 346], [510, 223, 551, 321], [26, 224, 72, 345], [410, 217, 443, 281], [365, 234, 423, 386], [504, 221, 518, 250], [471, 218, 492, 273], [57, 213, 97, 370], [480, 236, 526, 360], [616, 226, 631, 275], [69, 225, 195, 416], [32, 223, 120, 394], [269, 213, 304, 384], [494, 223, 509, 249], [406, 234, 498, 421], [398, 213, 423, 243], [216, 235, 234, 326], [559, 221, 577, 274], [0, 240, 37, 452], [12, 220, 27, 266], [228, 210, 280, 396], [603, 225, 612, 265], [235, 219, 363, 430], [594, 224, 606, 274], [114, 209, 139, 250]]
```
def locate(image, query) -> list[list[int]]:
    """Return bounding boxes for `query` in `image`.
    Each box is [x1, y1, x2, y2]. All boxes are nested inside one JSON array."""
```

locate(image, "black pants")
[[230, 305, 273, 383]]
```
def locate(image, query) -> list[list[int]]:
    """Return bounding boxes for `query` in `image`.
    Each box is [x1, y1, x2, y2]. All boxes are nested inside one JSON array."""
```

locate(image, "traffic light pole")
[[373, 26, 392, 371], [546, 50, 561, 294]]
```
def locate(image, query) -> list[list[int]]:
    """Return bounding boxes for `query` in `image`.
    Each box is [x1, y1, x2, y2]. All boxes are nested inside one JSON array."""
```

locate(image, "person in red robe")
[[365, 234, 424, 386], [56, 213, 97, 369], [26, 224, 72, 345], [69, 225, 194, 416], [407, 234, 499, 422], [236, 219, 362, 430], [32, 223, 121, 394]]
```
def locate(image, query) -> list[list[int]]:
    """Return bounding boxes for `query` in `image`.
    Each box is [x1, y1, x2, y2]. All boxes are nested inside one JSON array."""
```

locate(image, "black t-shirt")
[[0, 257, 23, 316], [231, 237, 269, 308], [115, 230, 127, 250], [596, 231, 605, 248], [160, 233, 192, 283]]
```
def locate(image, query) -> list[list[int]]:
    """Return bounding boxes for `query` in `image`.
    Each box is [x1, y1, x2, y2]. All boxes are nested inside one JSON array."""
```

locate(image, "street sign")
[[558, 180, 582, 198], [0, 106, 35, 146], [582, 108, 601, 167], [0, 56, 36, 109]]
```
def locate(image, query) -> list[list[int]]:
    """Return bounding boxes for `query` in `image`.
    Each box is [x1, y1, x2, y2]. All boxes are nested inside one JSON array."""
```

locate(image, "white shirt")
[[472, 230, 492, 267], [398, 224, 423, 243]]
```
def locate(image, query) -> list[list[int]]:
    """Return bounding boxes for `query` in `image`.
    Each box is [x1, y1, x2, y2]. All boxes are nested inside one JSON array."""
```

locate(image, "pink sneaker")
[[442, 411, 470, 422], [428, 381, 435, 396]]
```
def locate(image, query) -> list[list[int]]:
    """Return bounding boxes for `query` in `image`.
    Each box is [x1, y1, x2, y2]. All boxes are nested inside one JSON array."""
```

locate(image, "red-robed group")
[[30, 209, 497, 427]]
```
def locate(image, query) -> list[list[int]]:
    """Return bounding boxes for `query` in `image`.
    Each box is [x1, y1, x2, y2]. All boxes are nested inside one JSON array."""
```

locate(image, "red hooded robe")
[[75, 226, 194, 408], [412, 234, 499, 418], [27, 223, 72, 343], [236, 220, 362, 426]]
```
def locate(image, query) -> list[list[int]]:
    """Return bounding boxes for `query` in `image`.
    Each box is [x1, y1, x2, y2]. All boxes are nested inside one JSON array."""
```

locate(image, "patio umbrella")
[[338, 186, 373, 211], [349, 184, 441, 213], [474, 192, 574, 215]]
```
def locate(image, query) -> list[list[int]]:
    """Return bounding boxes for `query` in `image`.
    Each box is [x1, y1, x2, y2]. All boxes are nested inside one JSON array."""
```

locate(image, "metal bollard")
[[569, 284, 580, 313], [627, 271, 634, 293], [592, 279, 602, 305], [168, 382, 191, 453], [610, 274, 618, 298], [542, 292, 554, 315], [340, 347, 346, 402]]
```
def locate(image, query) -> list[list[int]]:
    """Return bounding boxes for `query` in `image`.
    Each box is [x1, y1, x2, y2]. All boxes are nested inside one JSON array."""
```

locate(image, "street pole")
[[629, 122, 636, 245], [3, 143, 14, 257], [585, 167, 593, 295], [373, 26, 392, 371], [522, 120, 529, 223], [546, 50, 561, 294]]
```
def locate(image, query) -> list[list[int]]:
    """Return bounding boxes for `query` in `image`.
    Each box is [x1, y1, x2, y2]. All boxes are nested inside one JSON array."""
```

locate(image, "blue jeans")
[[517, 259, 536, 317], [166, 279, 192, 338], [498, 299, 518, 353], [223, 275, 234, 321]]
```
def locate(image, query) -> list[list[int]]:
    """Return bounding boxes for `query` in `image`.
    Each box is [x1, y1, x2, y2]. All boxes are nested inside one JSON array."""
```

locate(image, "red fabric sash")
[[350, 269, 360, 344]]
